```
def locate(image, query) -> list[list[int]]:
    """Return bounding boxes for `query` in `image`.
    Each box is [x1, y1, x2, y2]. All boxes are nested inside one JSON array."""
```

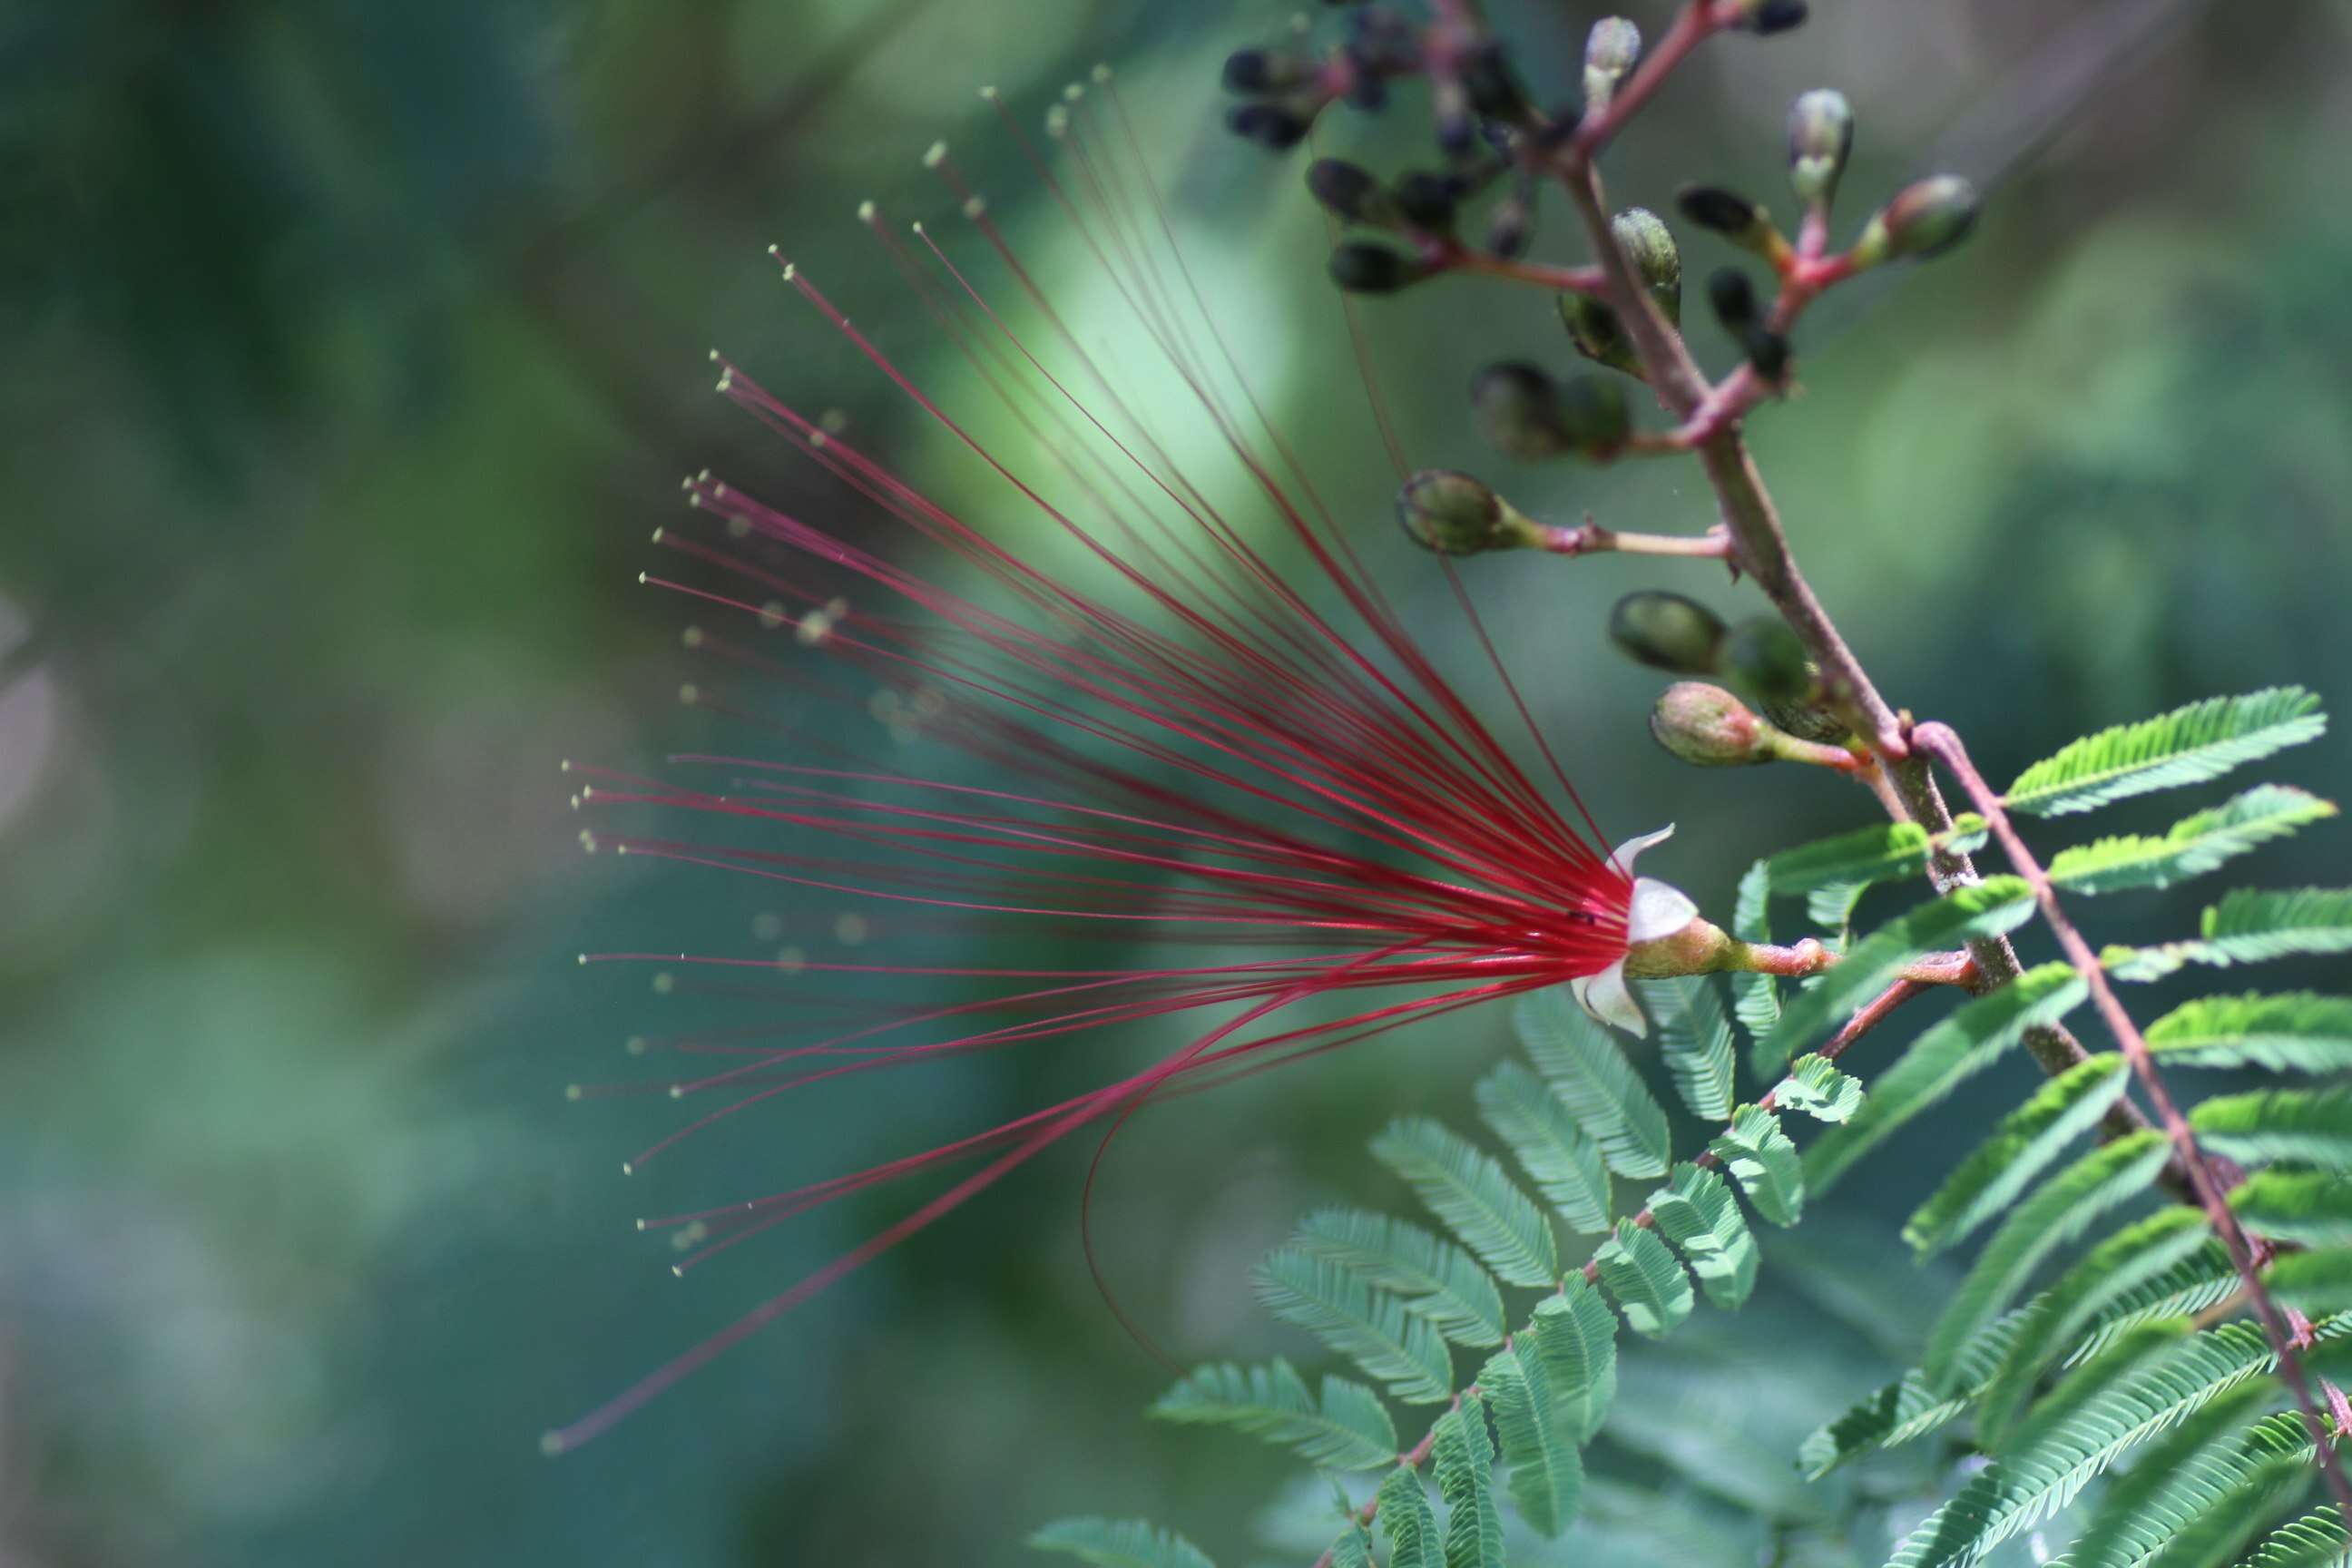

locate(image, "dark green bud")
[[1609, 592, 1728, 674], [1721, 616, 1812, 706], [1555, 375, 1631, 455], [1678, 184, 1781, 257], [1708, 267, 1757, 334], [1459, 44, 1527, 122], [1559, 293, 1636, 375], [1391, 170, 1458, 231], [1787, 90, 1854, 210], [1651, 682, 1770, 766], [1759, 685, 1849, 744], [1583, 18, 1642, 112], [1855, 175, 1980, 265], [1396, 469, 1535, 555], [1743, 328, 1791, 382], [1472, 362, 1570, 461], [1307, 159, 1390, 224], [1328, 241, 1422, 294], [1740, 0, 1808, 34], [1225, 103, 1310, 150], [1611, 207, 1681, 325]]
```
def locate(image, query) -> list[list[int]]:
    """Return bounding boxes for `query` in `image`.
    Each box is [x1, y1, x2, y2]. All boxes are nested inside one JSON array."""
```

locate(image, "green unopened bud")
[[1391, 171, 1458, 232], [1610, 207, 1681, 325], [1708, 267, 1758, 334], [1651, 682, 1769, 766], [1759, 685, 1849, 744], [1328, 242, 1426, 294], [1787, 89, 1853, 211], [1583, 18, 1642, 112], [1306, 159, 1394, 226], [1609, 592, 1728, 674], [1555, 375, 1631, 456], [1721, 616, 1812, 705], [1396, 469, 1537, 555], [1853, 175, 1980, 267], [1678, 185, 1782, 259], [1559, 293, 1635, 375], [1471, 362, 1570, 461]]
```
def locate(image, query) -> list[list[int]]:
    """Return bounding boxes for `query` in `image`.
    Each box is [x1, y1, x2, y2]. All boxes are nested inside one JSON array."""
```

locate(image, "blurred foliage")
[[1, 1, 2348, 1564]]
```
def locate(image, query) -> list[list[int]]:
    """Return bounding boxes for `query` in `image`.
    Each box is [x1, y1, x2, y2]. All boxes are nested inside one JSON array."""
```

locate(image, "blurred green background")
[[3, 1, 2348, 1563]]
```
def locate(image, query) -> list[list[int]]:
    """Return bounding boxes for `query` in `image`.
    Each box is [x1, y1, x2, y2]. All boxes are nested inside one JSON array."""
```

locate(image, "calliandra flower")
[[548, 79, 1673, 1452]]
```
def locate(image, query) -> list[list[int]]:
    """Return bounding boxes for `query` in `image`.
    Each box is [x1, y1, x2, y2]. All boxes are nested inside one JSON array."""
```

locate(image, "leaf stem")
[[1909, 720, 2352, 1522]]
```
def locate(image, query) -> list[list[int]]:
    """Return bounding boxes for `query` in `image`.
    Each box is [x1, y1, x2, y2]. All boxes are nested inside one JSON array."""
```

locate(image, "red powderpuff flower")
[[547, 85, 1696, 1452]]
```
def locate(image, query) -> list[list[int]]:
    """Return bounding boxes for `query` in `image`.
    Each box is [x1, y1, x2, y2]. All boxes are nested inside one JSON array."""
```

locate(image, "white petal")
[[1609, 822, 1676, 877], [1570, 960, 1646, 1038], [1627, 876, 1700, 944]]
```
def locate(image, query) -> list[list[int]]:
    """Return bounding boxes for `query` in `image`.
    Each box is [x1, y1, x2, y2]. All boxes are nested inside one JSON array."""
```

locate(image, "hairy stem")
[[1911, 721, 2352, 1519]]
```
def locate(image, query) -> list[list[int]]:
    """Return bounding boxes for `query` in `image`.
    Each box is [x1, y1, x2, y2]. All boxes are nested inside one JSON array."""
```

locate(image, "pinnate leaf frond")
[[2001, 685, 2325, 817]]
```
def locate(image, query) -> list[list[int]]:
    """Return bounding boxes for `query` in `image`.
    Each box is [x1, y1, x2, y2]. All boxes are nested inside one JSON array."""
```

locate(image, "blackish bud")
[[1611, 207, 1681, 325], [1391, 170, 1459, 231], [1225, 103, 1310, 150], [1651, 682, 1770, 766], [1459, 44, 1527, 122], [1471, 362, 1570, 461], [1396, 469, 1534, 555], [1740, 0, 1809, 34], [1307, 158, 1388, 224], [1583, 18, 1642, 112], [1787, 89, 1854, 211], [1855, 175, 1981, 265], [1555, 375, 1632, 455], [1743, 328, 1791, 382], [1328, 241, 1422, 294], [1708, 267, 1758, 334], [1678, 184, 1782, 259], [1610, 592, 1729, 674], [1722, 617, 1812, 706]]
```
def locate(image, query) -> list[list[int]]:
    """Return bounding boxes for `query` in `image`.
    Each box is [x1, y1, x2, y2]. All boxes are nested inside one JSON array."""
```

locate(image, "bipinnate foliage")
[[1043, 679, 2347, 1565]]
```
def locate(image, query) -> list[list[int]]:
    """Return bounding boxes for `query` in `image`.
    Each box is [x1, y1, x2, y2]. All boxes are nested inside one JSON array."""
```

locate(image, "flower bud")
[[1459, 43, 1527, 122], [1328, 241, 1424, 294], [1708, 267, 1758, 335], [1555, 375, 1631, 455], [1678, 185, 1781, 258], [1583, 18, 1642, 112], [1651, 682, 1770, 766], [1390, 170, 1458, 231], [1721, 616, 1812, 706], [1611, 207, 1681, 325], [1225, 103, 1310, 151], [1471, 362, 1570, 461], [1306, 159, 1392, 225], [1853, 175, 1980, 266], [1787, 90, 1854, 211], [1743, 328, 1790, 382], [1609, 592, 1728, 674], [1558, 294, 1635, 375], [1731, 0, 1809, 34], [1396, 469, 1535, 555]]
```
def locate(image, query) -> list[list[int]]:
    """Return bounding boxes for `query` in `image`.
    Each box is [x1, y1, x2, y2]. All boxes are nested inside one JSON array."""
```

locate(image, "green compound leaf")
[[1430, 1394, 1503, 1568], [2191, 1085, 2352, 1173], [1474, 1061, 1612, 1235], [1320, 1521, 1373, 1568], [1805, 963, 2087, 1195], [1760, 816, 1987, 896], [1514, 988, 1670, 1179], [1252, 1248, 1455, 1405], [1641, 975, 1736, 1123], [2001, 685, 2326, 818], [1775, 1052, 1864, 1123], [1293, 1208, 1507, 1349], [1476, 1343, 1583, 1537], [1149, 1359, 1397, 1471], [1375, 1466, 1439, 1568], [2240, 1507, 2352, 1568], [1373, 1117, 1559, 1288], [2116, 888, 2352, 977], [1902, 1053, 2130, 1259], [1029, 1517, 1217, 1568], [2147, 992, 2352, 1073], [1887, 1317, 2352, 1568], [1753, 877, 2036, 1076], [2047, 785, 2336, 895], [2060, 1380, 2292, 1568], [2230, 1170, 2352, 1248], [1591, 1218, 1695, 1338], [1922, 1130, 2170, 1391], [1972, 1208, 2221, 1448], [1645, 1162, 1759, 1309], [1526, 1277, 1618, 1443], [1728, 860, 1781, 1043], [1710, 1104, 1804, 1226]]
